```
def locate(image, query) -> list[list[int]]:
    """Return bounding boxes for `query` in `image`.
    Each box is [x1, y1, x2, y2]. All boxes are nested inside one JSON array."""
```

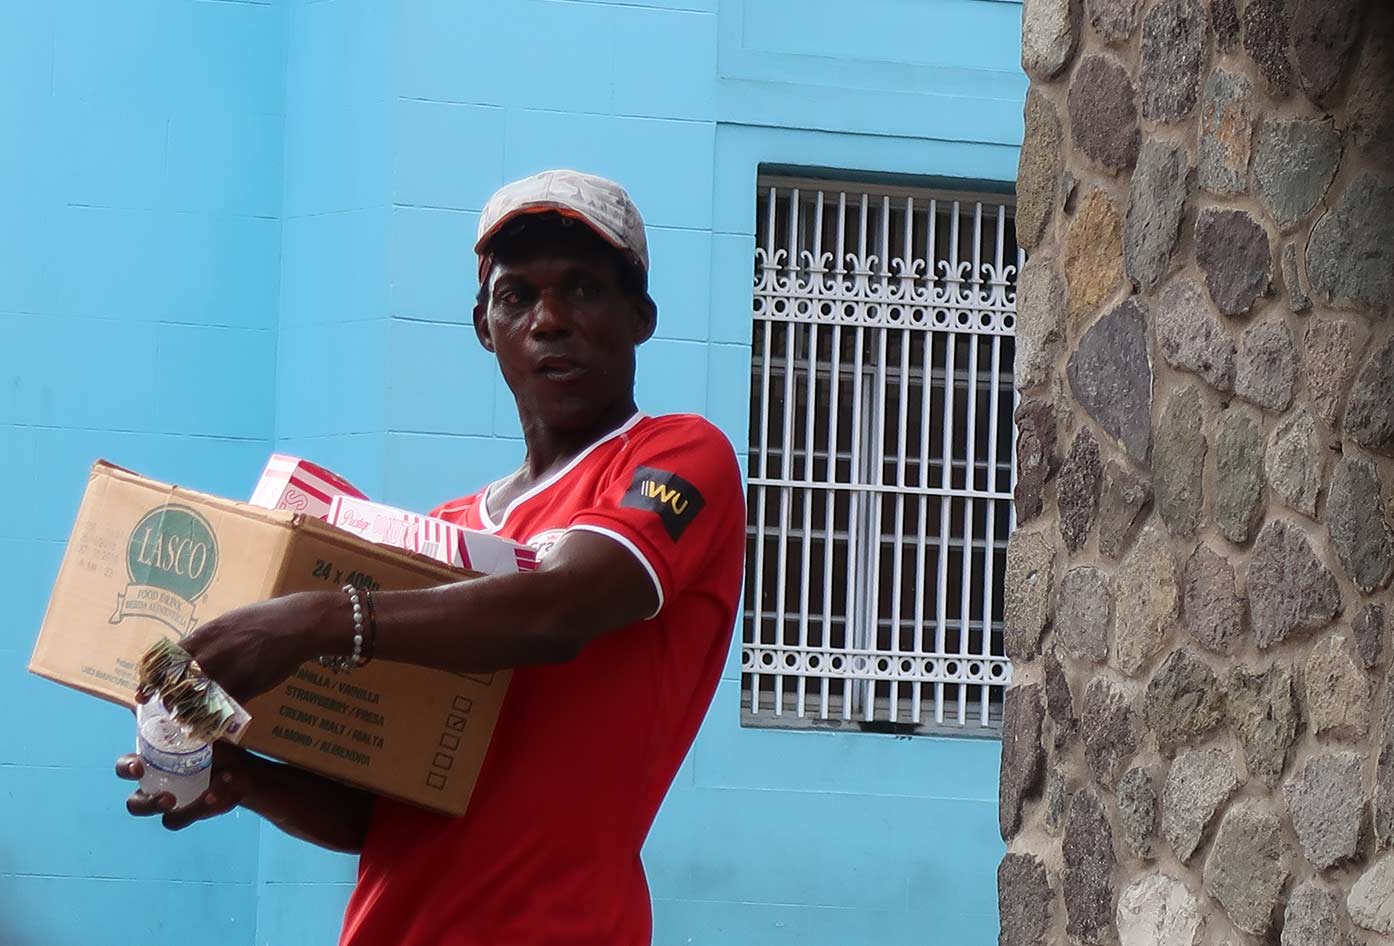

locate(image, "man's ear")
[[473, 302, 496, 352], [633, 295, 657, 346]]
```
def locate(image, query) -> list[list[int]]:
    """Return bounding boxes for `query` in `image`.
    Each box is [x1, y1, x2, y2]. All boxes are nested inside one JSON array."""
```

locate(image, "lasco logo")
[[111, 504, 220, 635]]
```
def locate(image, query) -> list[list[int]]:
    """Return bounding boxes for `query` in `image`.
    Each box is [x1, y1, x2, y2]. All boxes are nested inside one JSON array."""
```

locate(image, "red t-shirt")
[[339, 413, 746, 946]]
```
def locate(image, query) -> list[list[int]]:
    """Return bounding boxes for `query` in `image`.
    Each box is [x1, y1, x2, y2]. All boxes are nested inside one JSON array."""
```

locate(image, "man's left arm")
[[181, 424, 741, 703], [177, 532, 656, 703], [369, 530, 661, 669]]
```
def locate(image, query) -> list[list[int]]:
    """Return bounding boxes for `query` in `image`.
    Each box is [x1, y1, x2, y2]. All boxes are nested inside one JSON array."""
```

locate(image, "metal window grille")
[[742, 176, 1021, 736]]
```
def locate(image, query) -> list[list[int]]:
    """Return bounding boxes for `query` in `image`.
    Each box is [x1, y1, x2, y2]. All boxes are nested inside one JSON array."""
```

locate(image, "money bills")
[[136, 637, 251, 743]]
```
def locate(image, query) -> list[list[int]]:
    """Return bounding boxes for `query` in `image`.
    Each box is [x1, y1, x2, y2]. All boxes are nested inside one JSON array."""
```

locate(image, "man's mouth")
[[536, 357, 585, 382]]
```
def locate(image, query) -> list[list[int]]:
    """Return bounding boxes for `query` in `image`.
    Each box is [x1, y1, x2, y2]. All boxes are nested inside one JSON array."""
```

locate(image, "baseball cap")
[[475, 170, 650, 279]]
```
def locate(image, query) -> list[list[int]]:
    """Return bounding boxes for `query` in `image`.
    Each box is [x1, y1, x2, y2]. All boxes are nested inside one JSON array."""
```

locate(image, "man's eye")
[[499, 290, 523, 306]]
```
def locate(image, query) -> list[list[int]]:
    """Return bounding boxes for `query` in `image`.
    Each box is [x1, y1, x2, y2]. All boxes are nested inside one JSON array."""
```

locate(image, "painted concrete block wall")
[[255, 2, 395, 931], [264, 2, 1026, 945], [4, 1, 1026, 943], [0, 2, 285, 944]]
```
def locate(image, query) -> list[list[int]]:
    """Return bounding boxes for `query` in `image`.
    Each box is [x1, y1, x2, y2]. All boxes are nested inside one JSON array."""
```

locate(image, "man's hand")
[[117, 742, 255, 831], [180, 591, 341, 705], [118, 741, 375, 851]]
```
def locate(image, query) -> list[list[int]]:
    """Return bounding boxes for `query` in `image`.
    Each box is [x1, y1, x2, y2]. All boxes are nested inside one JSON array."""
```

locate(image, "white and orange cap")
[[475, 170, 650, 282]]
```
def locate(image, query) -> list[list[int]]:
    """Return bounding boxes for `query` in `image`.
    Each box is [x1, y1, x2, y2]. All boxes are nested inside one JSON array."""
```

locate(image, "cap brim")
[[473, 203, 630, 258]]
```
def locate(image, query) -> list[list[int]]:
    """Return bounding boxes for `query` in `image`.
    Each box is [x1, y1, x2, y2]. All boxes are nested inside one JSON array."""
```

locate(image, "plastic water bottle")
[[135, 697, 212, 808]]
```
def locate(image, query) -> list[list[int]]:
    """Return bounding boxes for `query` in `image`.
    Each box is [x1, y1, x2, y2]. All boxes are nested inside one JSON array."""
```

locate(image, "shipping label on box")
[[328, 496, 538, 574], [249, 454, 367, 521], [28, 462, 509, 816]]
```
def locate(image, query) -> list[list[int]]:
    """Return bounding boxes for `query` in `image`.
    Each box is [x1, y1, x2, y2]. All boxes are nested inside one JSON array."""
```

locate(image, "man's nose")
[[530, 290, 574, 338]]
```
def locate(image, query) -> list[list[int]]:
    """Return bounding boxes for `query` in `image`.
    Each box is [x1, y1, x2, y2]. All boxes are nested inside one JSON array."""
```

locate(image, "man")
[[116, 170, 747, 946]]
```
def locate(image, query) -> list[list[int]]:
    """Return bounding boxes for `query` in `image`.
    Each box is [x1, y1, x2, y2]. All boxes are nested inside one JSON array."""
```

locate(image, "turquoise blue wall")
[[2, 1, 1026, 943], [1, 1, 283, 943]]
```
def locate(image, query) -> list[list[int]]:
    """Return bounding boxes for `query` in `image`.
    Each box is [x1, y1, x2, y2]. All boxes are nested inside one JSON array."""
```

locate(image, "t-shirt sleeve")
[[567, 419, 744, 617], [429, 492, 483, 525]]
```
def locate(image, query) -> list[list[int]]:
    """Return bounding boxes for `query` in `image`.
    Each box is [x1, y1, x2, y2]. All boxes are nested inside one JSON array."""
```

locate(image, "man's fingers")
[[123, 744, 246, 828], [160, 806, 202, 831], [121, 754, 176, 817], [126, 790, 175, 817], [160, 791, 235, 831]]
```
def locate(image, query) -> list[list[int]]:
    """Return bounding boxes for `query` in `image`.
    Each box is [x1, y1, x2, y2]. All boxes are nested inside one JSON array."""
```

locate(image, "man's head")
[[473, 171, 657, 434]]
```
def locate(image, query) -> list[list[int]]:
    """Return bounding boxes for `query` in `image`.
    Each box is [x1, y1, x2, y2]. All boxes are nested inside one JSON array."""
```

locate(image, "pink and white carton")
[[327, 496, 538, 575], [249, 455, 368, 521], [458, 529, 540, 575]]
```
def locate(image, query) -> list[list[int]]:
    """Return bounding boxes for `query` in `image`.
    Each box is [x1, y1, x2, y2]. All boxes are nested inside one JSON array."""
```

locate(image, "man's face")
[[475, 232, 654, 432]]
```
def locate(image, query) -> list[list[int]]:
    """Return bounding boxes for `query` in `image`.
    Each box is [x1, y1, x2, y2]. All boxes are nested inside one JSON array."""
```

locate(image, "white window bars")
[[742, 176, 1022, 735]]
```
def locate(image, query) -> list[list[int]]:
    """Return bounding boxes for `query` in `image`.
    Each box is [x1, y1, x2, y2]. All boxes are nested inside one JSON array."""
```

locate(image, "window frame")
[[741, 173, 1023, 738]]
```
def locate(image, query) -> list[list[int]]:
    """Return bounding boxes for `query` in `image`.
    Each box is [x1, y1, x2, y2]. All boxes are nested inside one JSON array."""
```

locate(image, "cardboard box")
[[328, 496, 539, 574], [248, 454, 367, 521], [28, 461, 509, 816]]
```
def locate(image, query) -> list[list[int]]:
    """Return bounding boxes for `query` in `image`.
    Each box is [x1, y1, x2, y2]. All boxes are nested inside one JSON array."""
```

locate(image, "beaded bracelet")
[[361, 587, 378, 663], [318, 584, 371, 673]]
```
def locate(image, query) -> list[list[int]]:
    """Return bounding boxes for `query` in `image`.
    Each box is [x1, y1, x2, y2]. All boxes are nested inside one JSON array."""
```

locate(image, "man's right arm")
[[117, 744, 374, 854], [238, 752, 374, 853]]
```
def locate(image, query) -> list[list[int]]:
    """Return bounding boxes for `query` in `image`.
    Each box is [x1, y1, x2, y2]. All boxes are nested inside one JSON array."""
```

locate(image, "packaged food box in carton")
[[249, 454, 368, 521], [328, 496, 538, 574], [28, 461, 509, 816]]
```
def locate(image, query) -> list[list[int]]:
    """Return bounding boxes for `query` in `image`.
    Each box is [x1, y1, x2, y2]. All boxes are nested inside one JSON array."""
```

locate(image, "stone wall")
[[1001, 1, 1394, 945]]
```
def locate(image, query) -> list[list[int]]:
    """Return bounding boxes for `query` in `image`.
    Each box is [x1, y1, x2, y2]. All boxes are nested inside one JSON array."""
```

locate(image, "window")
[[742, 175, 1021, 736]]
